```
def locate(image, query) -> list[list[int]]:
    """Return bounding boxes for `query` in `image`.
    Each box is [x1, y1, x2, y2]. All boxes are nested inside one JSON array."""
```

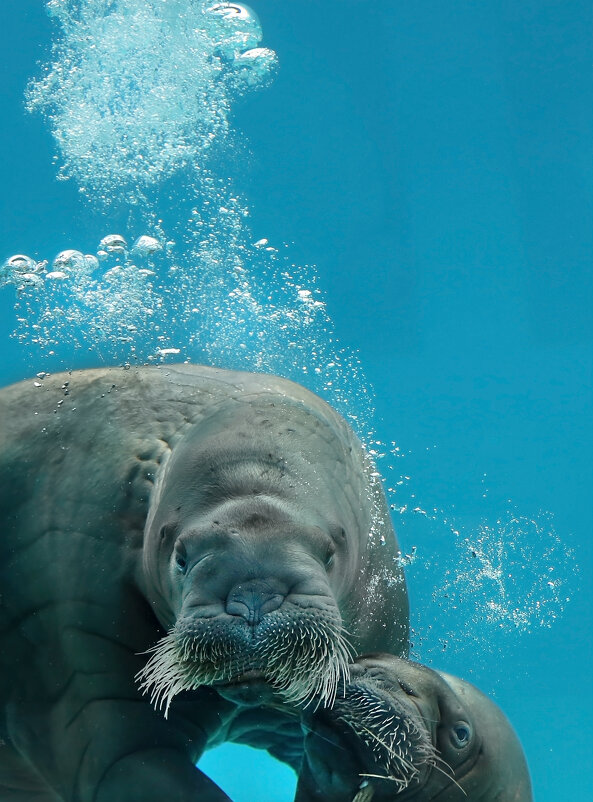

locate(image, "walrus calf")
[[0, 365, 408, 801], [295, 654, 533, 802]]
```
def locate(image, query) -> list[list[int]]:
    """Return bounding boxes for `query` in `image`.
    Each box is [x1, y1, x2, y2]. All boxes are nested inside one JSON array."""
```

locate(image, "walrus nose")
[[226, 579, 285, 626]]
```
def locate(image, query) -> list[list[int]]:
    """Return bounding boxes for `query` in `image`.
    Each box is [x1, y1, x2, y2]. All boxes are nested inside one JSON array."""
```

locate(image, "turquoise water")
[[1, 1, 591, 800]]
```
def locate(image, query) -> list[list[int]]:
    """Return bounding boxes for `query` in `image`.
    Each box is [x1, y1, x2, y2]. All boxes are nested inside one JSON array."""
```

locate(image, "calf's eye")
[[450, 720, 472, 748]]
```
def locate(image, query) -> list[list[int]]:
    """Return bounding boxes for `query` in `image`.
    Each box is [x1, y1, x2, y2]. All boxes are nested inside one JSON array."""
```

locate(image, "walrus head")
[[296, 654, 533, 802], [136, 396, 389, 715]]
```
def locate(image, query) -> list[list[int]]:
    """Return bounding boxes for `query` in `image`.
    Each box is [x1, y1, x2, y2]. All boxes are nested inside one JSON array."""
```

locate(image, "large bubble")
[[1, 255, 45, 289]]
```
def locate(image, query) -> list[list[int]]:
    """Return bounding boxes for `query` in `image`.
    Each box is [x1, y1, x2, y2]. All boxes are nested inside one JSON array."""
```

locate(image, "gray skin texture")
[[0, 365, 408, 802], [295, 654, 533, 802]]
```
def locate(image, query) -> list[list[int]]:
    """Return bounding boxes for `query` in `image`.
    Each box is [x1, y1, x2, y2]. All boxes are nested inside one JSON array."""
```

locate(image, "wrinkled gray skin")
[[0, 365, 408, 801], [296, 654, 533, 802]]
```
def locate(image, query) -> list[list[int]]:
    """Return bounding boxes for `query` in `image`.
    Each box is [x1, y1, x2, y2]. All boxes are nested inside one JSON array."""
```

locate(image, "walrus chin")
[[136, 605, 354, 718]]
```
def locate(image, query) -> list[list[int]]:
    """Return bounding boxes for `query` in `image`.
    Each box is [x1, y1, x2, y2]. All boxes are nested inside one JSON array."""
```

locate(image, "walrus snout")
[[225, 578, 286, 625]]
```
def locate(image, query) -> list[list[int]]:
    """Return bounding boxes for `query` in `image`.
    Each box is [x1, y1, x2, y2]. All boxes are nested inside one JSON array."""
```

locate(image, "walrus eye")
[[324, 545, 335, 570], [173, 542, 188, 575], [450, 721, 472, 748], [398, 678, 419, 697]]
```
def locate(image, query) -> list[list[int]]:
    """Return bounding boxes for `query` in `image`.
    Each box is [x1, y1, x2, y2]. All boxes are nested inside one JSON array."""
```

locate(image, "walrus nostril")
[[226, 580, 285, 625]]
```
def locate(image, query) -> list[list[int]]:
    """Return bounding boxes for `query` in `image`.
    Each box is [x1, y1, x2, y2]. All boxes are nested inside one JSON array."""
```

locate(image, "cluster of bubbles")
[[6, 0, 374, 429], [2, 235, 163, 361], [437, 511, 576, 632], [26, 0, 278, 203], [384, 476, 578, 666], [157, 176, 374, 423], [2, 175, 373, 427]]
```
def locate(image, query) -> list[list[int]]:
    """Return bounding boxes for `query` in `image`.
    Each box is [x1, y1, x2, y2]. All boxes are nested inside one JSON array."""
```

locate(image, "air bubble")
[[209, 2, 255, 22], [3, 254, 41, 274], [233, 48, 279, 88], [132, 235, 162, 256], [1, 255, 45, 289], [207, 3, 262, 59], [99, 235, 127, 255], [52, 250, 88, 275], [84, 254, 100, 271]]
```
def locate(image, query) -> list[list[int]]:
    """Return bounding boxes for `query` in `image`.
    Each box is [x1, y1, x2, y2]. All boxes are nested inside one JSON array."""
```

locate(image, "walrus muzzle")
[[138, 600, 352, 716], [138, 512, 354, 716]]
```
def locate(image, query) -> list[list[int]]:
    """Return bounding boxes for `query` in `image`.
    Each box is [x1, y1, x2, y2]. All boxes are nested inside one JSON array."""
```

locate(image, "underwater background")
[[0, 1, 591, 800]]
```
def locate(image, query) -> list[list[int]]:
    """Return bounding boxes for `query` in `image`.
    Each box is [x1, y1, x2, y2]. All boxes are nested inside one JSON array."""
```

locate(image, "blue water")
[[1, 1, 592, 800]]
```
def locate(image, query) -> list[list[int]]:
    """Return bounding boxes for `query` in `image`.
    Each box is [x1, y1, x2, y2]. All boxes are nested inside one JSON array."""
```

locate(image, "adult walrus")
[[295, 654, 533, 802], [0, 364, 408, 801]]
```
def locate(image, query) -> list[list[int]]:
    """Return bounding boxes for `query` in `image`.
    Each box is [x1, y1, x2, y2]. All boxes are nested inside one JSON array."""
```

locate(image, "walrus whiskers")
[[331, 686, 440, 792], [137, 614, 354, 717]]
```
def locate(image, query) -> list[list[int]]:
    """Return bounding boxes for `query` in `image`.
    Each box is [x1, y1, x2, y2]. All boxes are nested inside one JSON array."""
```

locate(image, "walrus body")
[[296, 654, 533, 802], [0, 365, 408, 801]]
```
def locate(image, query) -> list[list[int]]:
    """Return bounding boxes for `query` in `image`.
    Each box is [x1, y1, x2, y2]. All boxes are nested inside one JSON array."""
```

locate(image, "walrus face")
[[297, 654, 532, 802], [137, 401, 365, 716], [298, 655, 441, 801]]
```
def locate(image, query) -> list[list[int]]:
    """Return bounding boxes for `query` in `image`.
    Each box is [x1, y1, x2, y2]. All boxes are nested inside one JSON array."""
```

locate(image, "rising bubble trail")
[[3, 0, 374, 431]]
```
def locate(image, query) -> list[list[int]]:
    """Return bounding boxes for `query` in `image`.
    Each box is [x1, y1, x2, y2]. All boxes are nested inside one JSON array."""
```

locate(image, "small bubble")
[[233, 47, 279, 88]]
